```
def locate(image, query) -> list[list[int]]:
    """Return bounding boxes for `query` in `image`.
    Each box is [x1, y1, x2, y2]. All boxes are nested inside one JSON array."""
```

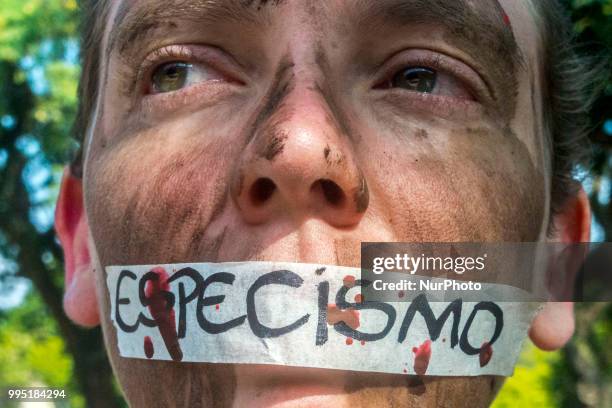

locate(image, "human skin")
[[54, 0, 591, 407]]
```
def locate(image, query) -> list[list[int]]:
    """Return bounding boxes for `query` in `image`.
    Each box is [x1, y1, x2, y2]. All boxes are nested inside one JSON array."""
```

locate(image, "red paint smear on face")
[[354, 294, 363, 303], [403, 368, 408, 374], [413, 339, 432, 376], [480, 342, 493, 367], [360, 340, 366, 346], [343, 275, 356, 288], [144, 336, 154, 359], [327, 304, 360, 329], [145, 267, 183, 361], [346, 337, 353, 345], [503, 12, 511, 27], [215, 304, 220, 310]]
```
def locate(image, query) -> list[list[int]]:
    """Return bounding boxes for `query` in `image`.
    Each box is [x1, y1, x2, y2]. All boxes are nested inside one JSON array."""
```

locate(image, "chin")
[[232, 365, 348, 407], [234, 392, 349, 408]]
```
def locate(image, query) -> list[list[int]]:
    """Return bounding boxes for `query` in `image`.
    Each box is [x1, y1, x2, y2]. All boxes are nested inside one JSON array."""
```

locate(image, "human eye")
[[142, 45, 228, 95], [375, 50, 488, 102], [389, 66, 437, 93], [381, 64, 473, 101], [150, 61, 216, 94], [124, 44, 246, 115]]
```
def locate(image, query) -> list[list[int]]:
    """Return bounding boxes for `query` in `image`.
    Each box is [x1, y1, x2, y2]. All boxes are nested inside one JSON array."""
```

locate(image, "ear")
[[55, 167, 100, 327], [529, 186, 590, 351]]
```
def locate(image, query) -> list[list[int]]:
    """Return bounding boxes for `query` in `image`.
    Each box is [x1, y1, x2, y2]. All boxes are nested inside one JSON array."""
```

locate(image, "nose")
[[231, 84, 369, 228]]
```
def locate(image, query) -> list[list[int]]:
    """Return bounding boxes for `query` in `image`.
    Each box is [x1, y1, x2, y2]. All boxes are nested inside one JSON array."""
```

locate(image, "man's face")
[[83, 0, 548, 406]]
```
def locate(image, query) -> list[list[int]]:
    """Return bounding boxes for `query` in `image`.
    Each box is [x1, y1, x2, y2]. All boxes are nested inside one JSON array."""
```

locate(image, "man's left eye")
[[381, 64, 474, 101], [150, 61, 217, 94], [390, 67, 437, 93]]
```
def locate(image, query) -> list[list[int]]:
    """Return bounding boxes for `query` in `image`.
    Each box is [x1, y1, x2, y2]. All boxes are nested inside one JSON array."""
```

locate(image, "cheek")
[[363, 126, 545, 242], [85, 125, 235, 266], [455, 127, 545, 240], [87, 123, 242, 407]]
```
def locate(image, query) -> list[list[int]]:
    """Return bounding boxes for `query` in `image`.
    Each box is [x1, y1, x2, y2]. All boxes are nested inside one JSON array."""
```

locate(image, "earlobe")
[[55, 167, 100, 327], [529, 186, 590, 350]]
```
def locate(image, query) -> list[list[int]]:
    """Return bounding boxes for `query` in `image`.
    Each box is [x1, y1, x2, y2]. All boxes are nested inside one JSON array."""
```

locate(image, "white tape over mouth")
[[106, 261, 539, 376]]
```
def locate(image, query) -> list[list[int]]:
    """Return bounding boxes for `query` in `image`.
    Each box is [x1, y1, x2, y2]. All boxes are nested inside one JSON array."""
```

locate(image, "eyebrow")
[[352, 0, 525, 119], [107, 0, 524, 121], [356, 0, 523, 62], [107, 0, 270, 58]]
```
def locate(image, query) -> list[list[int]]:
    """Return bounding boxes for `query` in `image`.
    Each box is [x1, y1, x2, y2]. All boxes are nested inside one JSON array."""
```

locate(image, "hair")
[[528, 0, 606, 217], [70, 0, 112, 178], [71, 0, 605, 218]]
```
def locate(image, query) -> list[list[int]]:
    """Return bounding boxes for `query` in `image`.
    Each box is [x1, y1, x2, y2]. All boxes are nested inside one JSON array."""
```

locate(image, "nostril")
[[250, 178, 276, 206], [313, 179, 346, 207]]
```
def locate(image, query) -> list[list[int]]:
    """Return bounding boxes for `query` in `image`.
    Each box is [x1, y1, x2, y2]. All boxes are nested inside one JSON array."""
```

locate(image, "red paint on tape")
[[144, 336, 154, 359], [343, 275, 356, 288], [327, 304, 360, 329], [479, 342, 493, 367], [145, 267, 183, 361], [413, 339, 432, 376]]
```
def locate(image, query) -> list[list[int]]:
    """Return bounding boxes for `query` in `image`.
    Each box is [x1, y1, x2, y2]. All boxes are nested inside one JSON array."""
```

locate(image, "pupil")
[[153, 62, 191, 92], [165, 65, 180, 78], [393, 67, 436, 93]]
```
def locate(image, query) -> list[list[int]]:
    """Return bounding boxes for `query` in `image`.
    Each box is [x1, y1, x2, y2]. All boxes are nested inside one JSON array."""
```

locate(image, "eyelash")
[[138, 45, 195, 94], [133, 45, 488, 119], [375, 50, 487, 102], [131, 44, 247, 114]]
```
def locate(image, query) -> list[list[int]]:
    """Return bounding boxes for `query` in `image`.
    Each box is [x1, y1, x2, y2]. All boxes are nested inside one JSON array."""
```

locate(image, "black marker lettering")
[[459, 301, 504, 355], [247, 270, 310, 338], [315, 281, 330, 345], [196, 272, 246, 334], [115, 269, 140, 333], [138, 270, 175, 328], [167, 267, 204, 338], [334, 279, 396, 342], [397, 294, 462, 347]]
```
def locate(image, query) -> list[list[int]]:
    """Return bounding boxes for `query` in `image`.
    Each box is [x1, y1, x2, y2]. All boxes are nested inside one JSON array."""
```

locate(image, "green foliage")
[[493, 342, 562, 408], [0, 1, 116, 406], [0, 0, 80, 166], [0, 0, 78, 62], [0, 293, 82, 407]]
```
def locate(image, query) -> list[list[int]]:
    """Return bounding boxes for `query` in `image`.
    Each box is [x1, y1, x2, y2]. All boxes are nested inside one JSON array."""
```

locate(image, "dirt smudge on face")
[[88, 136, 239, 406], [407, 376, 427, 396], [248, 54, 295, 145], [260, 129, 288, 161], [312, 43, 362, 144], [353, 173, 369, 213], [415, 128, 428, 139]]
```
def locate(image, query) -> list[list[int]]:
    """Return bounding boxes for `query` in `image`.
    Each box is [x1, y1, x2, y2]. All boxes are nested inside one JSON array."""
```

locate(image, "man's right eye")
[[390, 67, 438, 94], [149, 61, 220, 94]]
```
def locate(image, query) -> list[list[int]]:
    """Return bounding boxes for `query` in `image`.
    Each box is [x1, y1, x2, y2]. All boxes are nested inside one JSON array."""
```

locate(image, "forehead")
[[105, 0, 538, 54]]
